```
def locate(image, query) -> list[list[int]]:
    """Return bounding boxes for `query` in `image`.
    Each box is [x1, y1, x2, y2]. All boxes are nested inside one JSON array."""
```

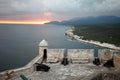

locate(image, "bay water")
[[0, 24, 105, 72]]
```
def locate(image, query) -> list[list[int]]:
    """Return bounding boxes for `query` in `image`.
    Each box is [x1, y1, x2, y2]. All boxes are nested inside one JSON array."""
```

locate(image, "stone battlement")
[[0, 40, 120, 80]]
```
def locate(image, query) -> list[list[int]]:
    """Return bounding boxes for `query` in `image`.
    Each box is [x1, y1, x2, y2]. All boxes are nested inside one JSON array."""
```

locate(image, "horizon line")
[[0, 20, 50, 24]]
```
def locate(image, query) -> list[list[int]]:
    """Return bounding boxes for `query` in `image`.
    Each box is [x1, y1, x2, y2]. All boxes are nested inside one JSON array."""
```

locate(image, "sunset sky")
[[0, 0, 120, 24]]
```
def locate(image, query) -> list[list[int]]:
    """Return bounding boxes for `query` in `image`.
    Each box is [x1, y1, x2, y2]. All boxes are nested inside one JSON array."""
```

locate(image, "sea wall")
[[0, 55, 42, 80]]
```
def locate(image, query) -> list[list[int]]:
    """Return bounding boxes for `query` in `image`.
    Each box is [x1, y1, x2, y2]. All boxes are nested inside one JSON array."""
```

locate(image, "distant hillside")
[[73, 26, 120, 46], [46, 16, 120, 46], [46, 16, 120, 25], [46, 21, 60, 24]]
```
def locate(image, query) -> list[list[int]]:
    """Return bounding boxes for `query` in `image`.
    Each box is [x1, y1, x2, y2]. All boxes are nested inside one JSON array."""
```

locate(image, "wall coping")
[[0, 55, 42, 75]]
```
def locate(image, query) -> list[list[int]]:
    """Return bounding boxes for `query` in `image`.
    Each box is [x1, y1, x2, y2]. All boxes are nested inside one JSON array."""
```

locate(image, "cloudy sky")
[[0, 0, 120, 22]]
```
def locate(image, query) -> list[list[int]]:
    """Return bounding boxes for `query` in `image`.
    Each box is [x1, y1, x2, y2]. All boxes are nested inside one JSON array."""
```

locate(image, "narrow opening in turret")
[[43, 49, 47, 60]]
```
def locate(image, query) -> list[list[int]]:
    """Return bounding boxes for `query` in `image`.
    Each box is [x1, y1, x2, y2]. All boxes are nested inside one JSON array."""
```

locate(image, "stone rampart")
[[68, 49, 94, 63], [47, 49, 65, 63], [0, 49, 65, 80], [1, 48, 119, 80], [98, 49, 113, 62], [114, 52, 120, 72], [0, 55, 42, 80]]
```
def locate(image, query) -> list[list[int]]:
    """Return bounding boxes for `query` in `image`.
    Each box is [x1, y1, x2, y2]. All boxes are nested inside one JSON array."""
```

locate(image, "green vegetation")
[[73, 24, 120, 46]]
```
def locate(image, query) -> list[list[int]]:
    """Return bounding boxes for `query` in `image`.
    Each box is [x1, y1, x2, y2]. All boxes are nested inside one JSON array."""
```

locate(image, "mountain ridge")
[[46, 16, 120, 25]]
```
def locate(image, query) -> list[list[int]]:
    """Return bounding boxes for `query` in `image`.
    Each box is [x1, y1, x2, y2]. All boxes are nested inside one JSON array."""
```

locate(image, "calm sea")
[[0, 24, 105, 72]]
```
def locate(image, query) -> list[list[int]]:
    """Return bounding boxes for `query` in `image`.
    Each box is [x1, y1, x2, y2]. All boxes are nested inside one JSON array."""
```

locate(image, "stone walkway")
[[26, 63, 108, 80]]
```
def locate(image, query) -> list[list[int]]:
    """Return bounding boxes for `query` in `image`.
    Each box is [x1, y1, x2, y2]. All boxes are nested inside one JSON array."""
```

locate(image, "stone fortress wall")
[[68, 49, 94, 63], [114, 51, 120, 72], [0, 40, 120, 80], [98, 49, 120, 72], [98, 49, 113, 61], [0, 56, 43, 80]]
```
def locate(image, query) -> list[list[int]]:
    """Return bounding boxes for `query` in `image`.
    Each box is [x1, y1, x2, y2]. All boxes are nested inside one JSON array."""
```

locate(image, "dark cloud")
[[0, 0, 120, 21]]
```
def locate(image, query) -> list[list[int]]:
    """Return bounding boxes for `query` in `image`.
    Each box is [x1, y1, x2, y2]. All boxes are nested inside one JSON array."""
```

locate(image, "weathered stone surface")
[[98, 49, 113, 62], [68, 49, 94, 63], [0, 56, 43, 80], [1, 45, 119, 80], [28, 63, 108, 80], [90, 72, 120, 80], [46, 49, 64, 63], [114, 52, 120, 72]]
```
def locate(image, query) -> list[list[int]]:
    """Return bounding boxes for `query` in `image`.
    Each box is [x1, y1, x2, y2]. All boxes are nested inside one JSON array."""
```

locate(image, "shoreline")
[[65, 28, 120, 50]]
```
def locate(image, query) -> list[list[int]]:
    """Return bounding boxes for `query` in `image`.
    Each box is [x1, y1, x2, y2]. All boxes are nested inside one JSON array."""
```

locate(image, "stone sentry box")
[[39, 39, 64, 63], [68, 49, 94, 63]]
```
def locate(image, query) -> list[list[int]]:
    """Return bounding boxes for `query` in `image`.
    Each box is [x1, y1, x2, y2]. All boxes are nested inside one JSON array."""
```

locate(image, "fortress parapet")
[[0, 40, 120, 80], [68, 49, 94, 63]]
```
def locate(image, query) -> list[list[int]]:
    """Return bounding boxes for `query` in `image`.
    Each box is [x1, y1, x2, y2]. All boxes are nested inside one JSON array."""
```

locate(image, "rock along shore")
[[65, 27, 120, 50]]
